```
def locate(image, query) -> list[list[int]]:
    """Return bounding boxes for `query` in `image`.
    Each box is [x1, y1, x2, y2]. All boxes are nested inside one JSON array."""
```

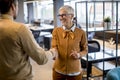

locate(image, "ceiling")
[[24, 0, 52, 4], [25, 0, 51, 1]]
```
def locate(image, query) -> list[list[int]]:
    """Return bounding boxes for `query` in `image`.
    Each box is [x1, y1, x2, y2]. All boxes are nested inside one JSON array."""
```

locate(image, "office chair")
[[106, 67, 120, 80], [88, 40, 100, 53], [30, 30, 41, 43], [81, 40, 101, 68]]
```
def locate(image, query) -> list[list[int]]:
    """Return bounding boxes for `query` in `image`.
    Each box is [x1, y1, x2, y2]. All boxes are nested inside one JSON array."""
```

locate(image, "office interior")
[[12, 0, 120, 80]]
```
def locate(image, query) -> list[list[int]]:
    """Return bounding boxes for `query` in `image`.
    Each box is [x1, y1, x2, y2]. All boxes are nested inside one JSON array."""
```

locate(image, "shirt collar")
[[63, 24, 76, 32], [0, 14, 13, 20]]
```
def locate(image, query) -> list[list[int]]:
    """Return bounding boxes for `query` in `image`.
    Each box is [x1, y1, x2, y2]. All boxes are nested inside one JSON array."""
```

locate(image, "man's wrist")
[[50, 50, 55, 57]]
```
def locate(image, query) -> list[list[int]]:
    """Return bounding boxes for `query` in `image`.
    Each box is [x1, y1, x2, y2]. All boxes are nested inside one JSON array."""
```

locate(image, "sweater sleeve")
[[17, 24, 53, 65], [79, 30, 88, 57], [51, 27, 58, 49]]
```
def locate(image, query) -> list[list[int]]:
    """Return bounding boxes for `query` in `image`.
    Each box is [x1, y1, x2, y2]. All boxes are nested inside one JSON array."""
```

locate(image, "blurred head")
[[58, 5, 74, 29], [0, 0, 18, 19]]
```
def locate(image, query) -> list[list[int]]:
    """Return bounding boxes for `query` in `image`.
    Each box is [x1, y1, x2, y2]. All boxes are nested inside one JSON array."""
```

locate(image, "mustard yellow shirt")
[[51, 26, 88, 75]]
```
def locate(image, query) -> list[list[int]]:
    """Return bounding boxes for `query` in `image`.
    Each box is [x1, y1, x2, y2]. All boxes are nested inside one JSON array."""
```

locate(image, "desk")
[[82, 50, 120, 76], [82, 26, 120, 32], [27, 24, 54, 43], [29, 24, 54, 38], [82, 27, 103, 32], [29, 24, 54, 32], [95, 30, 120, 43]]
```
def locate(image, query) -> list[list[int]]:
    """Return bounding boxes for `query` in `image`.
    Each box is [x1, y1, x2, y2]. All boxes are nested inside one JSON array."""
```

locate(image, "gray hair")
[[59, 5, 74, 14]]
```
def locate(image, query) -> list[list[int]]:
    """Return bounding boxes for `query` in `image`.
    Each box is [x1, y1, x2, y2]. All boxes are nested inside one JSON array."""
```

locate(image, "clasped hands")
[[49, 48, 80, 60], [70, 50, 81, 60], [49, 48, 58, 60]]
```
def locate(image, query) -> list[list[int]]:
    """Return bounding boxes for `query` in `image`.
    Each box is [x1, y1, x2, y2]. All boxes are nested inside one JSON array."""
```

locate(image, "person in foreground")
[[0, 0, 57, 80], [51, 5, 88, 80]]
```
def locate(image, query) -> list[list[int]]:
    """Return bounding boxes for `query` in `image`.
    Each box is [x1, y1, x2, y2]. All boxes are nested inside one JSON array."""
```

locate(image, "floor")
[[31, 58, 104, 80], [31, 58, 54, 80], [30, 38, 119, 80]]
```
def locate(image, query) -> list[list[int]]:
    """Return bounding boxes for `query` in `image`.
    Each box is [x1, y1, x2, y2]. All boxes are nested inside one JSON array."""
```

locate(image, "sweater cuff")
[[46, 51, 54, 60]]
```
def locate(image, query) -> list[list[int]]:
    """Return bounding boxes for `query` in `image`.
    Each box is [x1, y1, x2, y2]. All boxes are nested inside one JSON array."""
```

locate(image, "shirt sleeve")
[[79, 30, 88, 57], [51, 28, 58, 49], [17, 24, 53, 65]]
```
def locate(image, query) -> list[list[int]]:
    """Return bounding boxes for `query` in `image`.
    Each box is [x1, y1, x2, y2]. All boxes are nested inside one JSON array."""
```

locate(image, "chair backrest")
[[31, 30, 40, 38], [88, 40, 100, 53], [106, 67, 120, 80], [81, 40, 100, 68]]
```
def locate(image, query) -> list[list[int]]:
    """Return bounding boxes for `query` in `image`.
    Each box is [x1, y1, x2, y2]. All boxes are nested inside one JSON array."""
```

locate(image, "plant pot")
[[104, 22, 111, 30]]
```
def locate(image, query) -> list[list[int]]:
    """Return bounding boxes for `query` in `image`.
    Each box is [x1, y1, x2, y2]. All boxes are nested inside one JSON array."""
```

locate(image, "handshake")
[[49, 48, 58, 60]]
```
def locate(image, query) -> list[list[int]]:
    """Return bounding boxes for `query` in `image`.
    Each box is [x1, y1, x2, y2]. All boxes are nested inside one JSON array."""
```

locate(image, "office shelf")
[[75, 1, 120, 80]]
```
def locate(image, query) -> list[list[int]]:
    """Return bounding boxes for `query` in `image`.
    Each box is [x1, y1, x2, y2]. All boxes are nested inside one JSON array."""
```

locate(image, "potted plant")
[[103, 17, 111, 30]]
